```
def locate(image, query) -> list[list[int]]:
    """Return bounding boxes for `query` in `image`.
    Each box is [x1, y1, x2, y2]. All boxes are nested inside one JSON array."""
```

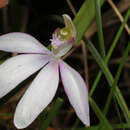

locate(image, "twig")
[[81, 40, 89, 85], [108, 0, 130, 35], [66, 0, 76, 16], [85, 0, 130, 38]]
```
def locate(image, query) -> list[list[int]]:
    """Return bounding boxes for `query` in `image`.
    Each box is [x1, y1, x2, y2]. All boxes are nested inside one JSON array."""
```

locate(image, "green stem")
[[83, 37, 130, 125], [94, 0, 105, 58], [89, 97, 113, 130], [89, 8, 130, 96], [104, 41, 130, 115], [98, 41, 130, 129]]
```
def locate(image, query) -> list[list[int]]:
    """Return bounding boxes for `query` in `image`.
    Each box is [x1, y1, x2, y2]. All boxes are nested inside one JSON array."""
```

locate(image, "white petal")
[[52, 44, 72, 58], [59, 61, 90, 126], [0, 32, 50, 54], [0, 54, 50, 98], [14, 61, 59, 129]]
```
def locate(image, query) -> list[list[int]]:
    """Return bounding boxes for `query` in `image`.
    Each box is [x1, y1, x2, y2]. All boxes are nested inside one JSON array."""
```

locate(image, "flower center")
[[50, 14, 77, 58]]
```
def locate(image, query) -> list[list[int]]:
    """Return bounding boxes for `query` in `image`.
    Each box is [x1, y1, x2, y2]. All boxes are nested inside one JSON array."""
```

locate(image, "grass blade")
[[98, 41, 130, 129], [83, 37, 130, 125], [104, 41, 130, 115], [94, 0, 105, 58], [89, 8, 130, 96], [89, 97, 113, 130], [73, 0, 106, 45]]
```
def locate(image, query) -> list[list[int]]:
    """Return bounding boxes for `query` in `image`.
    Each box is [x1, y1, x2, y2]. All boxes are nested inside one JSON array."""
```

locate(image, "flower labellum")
[[0, 14, 90, 129]]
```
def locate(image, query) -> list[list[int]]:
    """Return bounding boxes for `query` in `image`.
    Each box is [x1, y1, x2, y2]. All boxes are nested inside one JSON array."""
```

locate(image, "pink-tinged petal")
[[0, 32, 50, 54], [59, 61, 90, 126], [14, 61, 59, 129], [0, 54, 50, 98], [50, 14, 76, 57]]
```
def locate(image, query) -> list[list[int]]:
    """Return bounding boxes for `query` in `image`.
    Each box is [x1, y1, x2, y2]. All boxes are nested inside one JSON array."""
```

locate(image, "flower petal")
[[0, 32, 50, 54], [63, 14, 77, 38], [59, 61, 90, 126], [14, 61, 59, 129], [0, 54, 50, 98], [52, 43, 72, 57]]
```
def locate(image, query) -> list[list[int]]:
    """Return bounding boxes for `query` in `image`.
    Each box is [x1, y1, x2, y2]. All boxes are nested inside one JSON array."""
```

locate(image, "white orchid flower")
[[0, 14, 90, 129]]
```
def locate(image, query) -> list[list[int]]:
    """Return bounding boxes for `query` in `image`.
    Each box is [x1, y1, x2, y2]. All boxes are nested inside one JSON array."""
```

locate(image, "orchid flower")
[[0, 14, 90, 129]]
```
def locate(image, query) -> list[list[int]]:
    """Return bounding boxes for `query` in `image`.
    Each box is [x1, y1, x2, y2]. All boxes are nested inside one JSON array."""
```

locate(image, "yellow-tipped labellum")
[[57, 14, 76, 42]]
